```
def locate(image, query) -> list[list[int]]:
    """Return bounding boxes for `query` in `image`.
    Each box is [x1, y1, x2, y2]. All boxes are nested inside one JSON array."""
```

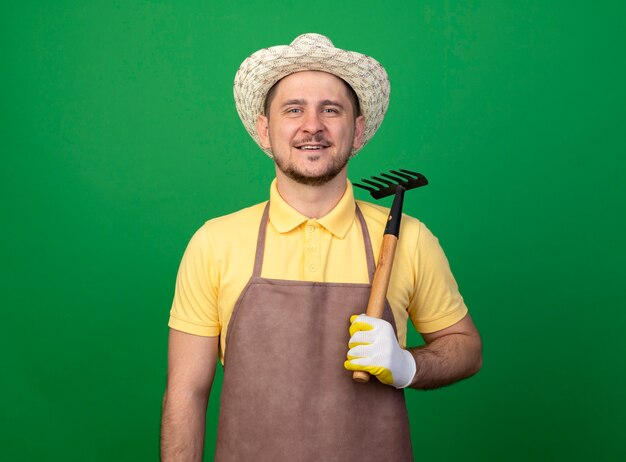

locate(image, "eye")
[[322, 108, 339, 114], [287, 108, 302, 113]]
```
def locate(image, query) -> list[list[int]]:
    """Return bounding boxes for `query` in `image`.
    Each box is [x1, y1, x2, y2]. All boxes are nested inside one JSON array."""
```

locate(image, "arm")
[[407, 313, 482, 390], [160, 329, 219, 462], [346, 221, 481, 389]]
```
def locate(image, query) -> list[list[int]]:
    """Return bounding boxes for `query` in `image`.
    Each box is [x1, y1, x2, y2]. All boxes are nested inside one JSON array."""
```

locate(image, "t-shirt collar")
[[268, 179, 357, 238]]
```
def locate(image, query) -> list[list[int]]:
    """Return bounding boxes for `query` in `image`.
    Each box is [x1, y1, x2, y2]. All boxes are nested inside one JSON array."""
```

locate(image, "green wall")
[[2, 1, 625, 460]]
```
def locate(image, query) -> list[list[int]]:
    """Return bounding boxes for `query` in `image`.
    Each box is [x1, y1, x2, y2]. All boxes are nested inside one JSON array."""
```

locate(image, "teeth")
[[300, 145, 323, 150]]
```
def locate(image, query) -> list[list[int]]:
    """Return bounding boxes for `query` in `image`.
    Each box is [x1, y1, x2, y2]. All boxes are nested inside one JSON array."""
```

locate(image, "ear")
[[352, 115, 365, 149], [256, 115, 271, 149]]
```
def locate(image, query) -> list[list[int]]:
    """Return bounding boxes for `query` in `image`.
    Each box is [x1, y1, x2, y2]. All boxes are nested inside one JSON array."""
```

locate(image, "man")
[[161, 33, 482, 461]]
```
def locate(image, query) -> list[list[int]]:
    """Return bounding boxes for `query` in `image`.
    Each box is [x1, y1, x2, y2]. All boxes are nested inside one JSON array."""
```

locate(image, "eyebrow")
[[320, 99, 345, 109], [281, 99, 306, 107], [280, 99, 345, 109]]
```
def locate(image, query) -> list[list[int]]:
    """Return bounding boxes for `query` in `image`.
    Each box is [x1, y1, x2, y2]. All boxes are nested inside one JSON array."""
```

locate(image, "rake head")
[[353, 169, 428, 200]]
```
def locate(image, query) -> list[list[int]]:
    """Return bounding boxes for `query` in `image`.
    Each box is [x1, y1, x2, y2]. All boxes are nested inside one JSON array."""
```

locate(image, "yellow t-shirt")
[[169, 180, 468, 361]]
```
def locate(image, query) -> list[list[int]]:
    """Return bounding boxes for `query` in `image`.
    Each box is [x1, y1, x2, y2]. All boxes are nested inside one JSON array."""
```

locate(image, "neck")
[[275, 168, 348, 218]]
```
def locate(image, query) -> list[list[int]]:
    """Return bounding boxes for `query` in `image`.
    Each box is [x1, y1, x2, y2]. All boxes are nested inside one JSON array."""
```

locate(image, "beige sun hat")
[[233, 33, 390, 158]]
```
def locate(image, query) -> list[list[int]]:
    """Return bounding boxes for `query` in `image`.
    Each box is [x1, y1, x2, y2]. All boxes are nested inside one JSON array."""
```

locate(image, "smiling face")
[[256, 71, 365, 186]]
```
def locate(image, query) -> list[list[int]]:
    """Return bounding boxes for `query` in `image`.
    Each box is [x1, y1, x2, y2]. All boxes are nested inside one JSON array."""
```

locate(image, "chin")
[[278, 160, 348, 187]]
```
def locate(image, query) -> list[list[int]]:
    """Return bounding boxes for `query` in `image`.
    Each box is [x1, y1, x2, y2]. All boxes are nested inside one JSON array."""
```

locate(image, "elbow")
[[470, 336, 483, 377], [472, 352, 483, 376], [460, 331, 482, 379]]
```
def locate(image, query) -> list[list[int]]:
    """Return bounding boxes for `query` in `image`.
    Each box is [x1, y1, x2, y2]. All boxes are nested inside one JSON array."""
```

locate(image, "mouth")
[[294, 143, 331, 151]]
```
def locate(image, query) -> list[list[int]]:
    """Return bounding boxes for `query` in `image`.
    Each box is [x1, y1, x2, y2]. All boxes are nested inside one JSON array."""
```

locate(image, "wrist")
[[395, 349, 417, 389]]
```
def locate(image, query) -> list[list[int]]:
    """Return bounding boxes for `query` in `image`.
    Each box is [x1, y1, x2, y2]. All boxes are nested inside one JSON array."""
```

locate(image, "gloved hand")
[[344, 314, 416, 389]]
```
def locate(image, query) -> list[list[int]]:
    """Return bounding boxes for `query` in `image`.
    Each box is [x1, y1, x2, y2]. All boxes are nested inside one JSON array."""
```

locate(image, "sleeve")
[[168, 225, 221, 336], [408, 222, 468, 333]]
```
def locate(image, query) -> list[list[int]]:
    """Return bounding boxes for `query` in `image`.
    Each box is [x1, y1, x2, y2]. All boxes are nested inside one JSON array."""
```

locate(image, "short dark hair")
[[263, 76, 361, 118]]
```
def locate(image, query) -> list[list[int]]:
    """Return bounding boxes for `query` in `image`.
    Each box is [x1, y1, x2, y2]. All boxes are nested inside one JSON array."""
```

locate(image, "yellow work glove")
[[344, 314, 416, 389]]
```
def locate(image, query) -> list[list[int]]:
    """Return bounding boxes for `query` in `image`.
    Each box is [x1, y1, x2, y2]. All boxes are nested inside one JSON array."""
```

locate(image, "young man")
[[161, 33, 482, 462]]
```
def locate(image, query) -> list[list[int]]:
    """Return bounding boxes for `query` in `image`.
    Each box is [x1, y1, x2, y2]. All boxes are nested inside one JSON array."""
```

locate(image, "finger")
[[349, 314, 365, 323], [353, 315, 392, 330], [349, 320, 375, 337], [344, 359, 365, 372], [348, 329, 378, 347], [347, 344, 374, 360], [344, 357, 376, 371]]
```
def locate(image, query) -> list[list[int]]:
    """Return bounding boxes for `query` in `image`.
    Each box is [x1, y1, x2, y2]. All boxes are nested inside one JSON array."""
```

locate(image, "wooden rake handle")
[[353, 185, 405, 384], [352, 234, 399, 383]]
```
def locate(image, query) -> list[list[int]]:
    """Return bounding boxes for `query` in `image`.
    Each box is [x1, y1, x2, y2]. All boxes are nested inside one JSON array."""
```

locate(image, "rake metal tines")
[[353, 169, 428, 200]]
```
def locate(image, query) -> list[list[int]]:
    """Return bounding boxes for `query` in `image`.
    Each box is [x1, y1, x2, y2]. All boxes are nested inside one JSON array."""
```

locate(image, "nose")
[[301, 111, 324, 134]]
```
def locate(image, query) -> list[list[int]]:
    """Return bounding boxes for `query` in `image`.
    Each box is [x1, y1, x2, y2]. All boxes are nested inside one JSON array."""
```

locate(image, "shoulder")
[[356, 199, 424, 241], [202, 201, 267, 235]]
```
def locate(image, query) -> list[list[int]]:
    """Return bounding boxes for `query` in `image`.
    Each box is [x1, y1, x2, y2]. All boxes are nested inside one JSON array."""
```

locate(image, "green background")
[[2, 1, 625, 460]]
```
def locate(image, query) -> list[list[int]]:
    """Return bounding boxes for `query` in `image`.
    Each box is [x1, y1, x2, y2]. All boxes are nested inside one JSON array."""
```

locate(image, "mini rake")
[[351, 169, 428, 383], [353, 169, 428, 200]]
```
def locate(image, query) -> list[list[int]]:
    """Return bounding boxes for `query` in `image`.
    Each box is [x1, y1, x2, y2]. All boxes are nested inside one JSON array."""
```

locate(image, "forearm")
[[407, 332, 482, 390], [160, 389, 209, 461]]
